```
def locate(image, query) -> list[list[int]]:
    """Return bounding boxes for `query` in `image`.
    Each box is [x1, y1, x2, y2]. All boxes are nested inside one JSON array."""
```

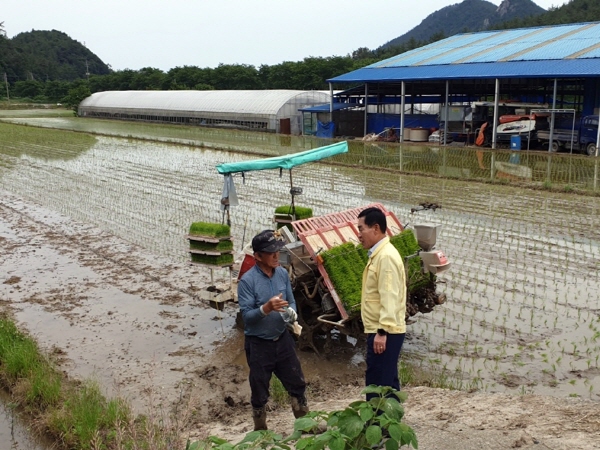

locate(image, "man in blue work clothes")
[[238, 230, 309, 431]]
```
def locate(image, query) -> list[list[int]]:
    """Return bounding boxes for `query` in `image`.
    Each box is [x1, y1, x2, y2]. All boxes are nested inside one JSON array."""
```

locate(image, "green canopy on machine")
[[216, 141, 348, 174]]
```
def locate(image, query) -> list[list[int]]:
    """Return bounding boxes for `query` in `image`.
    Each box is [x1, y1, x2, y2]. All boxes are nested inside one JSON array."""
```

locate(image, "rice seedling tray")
[[187, 234, 231, 243], [190, 261, 234, 268], [189, 249, 233, 256], [199, 284, 233, 309], [190, 252, 234, 267]]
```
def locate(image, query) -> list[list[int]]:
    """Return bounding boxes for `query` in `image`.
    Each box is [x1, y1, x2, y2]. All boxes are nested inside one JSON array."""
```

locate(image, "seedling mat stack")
[[188, 225, 234, 309]]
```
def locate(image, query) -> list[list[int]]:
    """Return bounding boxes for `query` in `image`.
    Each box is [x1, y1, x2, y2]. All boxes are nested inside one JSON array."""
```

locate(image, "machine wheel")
[[550, 141, 561, 153], [586, 142, 597, 157]]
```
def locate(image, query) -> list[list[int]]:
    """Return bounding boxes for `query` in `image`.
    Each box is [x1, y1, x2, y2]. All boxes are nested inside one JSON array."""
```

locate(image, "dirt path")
[[201, 385, 600, 450], [1, 191, 599, 450]]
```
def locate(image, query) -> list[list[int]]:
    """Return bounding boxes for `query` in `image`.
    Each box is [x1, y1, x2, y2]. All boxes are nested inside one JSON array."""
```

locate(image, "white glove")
[[291, 321, 302, 336], [282, 307, 298, 323]]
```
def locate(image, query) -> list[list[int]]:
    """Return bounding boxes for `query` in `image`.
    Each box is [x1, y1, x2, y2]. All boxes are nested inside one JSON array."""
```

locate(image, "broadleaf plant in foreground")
[[189, 385, 417, 449]]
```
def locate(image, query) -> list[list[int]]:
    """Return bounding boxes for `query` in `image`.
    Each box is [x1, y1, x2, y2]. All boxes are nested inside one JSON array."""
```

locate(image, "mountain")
[[495, 0, 600, 29], [0, 29, 110, 83], [382, 0, 546, 49]]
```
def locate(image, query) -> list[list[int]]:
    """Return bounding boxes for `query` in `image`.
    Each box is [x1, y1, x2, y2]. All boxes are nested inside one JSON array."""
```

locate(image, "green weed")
[[269, 375, 289, 406]]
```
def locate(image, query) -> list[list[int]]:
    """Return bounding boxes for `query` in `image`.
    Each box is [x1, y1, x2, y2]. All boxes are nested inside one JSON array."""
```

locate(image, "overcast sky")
[[5, 0, 565, 72]]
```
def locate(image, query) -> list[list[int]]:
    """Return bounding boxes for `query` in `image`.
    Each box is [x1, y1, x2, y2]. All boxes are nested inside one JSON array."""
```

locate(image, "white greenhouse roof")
[[79, 90, 330, 115]]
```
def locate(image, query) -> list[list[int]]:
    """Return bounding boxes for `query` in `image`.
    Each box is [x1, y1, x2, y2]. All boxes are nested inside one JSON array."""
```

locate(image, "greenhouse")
[[78, 90, 331, 134]]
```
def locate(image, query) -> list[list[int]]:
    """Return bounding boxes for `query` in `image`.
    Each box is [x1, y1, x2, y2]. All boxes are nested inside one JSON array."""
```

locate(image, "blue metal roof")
[[298, 102, 358, 112], [329, 22, 600, 83], [330, 59, 600, 83]]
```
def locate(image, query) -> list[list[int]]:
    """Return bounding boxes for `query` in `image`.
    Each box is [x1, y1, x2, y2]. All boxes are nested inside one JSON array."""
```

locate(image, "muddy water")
[[0, 127, 599, 405], [0, 198, 237, 406], [0, 390, 49, 450]]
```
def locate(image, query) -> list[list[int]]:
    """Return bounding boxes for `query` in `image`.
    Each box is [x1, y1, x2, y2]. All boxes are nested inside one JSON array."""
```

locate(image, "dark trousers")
[[244, 330, 306, 409], [365, 333, 405, 401]]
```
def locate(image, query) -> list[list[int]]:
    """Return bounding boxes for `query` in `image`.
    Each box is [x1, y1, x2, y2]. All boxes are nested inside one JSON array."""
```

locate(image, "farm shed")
[[327, 21, 600, 148], [78, 90, 331, 134]]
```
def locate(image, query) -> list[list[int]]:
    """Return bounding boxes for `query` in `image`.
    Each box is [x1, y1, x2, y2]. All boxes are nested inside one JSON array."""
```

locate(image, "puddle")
[[0, 390, 50, 450]]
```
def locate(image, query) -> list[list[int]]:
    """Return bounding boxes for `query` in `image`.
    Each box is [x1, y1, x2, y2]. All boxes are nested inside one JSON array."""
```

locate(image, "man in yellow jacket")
[[357, 207, 406, 400]]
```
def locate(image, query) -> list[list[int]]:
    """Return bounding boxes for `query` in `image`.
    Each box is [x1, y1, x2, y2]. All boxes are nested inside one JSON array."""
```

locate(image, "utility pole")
[[3, 73, 8, 102], [85, 60, 90, 81]]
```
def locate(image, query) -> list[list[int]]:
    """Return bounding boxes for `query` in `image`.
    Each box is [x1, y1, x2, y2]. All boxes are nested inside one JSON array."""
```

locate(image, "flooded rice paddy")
[[0, 120, 599, 403]]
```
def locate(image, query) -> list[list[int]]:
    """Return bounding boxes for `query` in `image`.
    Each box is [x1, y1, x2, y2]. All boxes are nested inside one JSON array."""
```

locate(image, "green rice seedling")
[[190, 253, 234, 266], [274, 205, 313, 220], [189, 240, 234, 252], [320, 229, 425, 313], [320, 243, 365, 312], [189, 222, 230, 238]]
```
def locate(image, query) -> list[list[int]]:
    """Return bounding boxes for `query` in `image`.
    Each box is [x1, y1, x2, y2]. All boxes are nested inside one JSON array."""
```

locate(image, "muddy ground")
[[0, 192, 599, 450]]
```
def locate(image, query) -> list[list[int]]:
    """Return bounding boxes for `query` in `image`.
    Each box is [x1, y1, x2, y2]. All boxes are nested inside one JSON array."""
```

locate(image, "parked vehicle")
[[537, 115, 599, 156], [472, 102, 550, 147], [495, 112, 550, 144]]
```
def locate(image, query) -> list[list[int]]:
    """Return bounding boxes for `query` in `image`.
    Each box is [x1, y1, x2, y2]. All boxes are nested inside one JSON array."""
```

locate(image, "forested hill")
[[495, 0, 600, 29], [382, 0, 545, 49], [0, 29, 110, 83]]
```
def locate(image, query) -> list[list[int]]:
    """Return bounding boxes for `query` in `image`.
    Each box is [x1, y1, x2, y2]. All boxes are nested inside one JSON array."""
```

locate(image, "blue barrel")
[[510, 135, 522, 150]]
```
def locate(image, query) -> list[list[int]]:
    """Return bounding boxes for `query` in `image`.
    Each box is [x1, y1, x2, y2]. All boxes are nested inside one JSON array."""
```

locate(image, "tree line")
[[1, 42, 425, 109]]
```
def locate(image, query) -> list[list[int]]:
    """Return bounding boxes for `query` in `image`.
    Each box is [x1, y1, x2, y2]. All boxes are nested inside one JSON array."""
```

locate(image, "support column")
[[444, 81, 449, 146], [595, 102, 600, 190], [492, 78, 500, 150], [363, 84, 368, 137], [596, 106, 600, 157], [329, 82, 333, 123], [400, 82, 406, 143], [548, 79, 557, 152]]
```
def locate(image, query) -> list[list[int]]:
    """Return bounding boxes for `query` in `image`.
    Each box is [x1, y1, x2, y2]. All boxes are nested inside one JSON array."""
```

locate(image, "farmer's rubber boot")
[[252, 407, 267, 431], [291, 395, 309, 419]]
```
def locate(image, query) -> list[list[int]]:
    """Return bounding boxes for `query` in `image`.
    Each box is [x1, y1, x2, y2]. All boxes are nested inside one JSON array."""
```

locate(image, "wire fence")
[[336, 141, 600, 191], [3, 117, 599, 193]]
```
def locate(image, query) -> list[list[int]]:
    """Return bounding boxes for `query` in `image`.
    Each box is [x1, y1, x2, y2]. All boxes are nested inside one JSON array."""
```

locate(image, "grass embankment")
[[0, 315, 186, 450]]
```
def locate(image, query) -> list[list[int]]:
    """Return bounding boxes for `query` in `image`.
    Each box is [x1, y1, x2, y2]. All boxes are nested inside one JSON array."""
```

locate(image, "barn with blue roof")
[[326, 21, 600, 151]]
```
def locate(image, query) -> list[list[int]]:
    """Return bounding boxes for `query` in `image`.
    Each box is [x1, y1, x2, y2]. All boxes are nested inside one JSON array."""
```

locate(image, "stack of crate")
[[188, 222, 234, 267]]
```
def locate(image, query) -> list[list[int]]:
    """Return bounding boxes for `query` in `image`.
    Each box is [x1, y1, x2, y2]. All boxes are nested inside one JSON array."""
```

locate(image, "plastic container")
[[410, 128, 430, 142], [510, 135, 522, 150], [413, 223, 442, 251], [280, 306, 294, 322]]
